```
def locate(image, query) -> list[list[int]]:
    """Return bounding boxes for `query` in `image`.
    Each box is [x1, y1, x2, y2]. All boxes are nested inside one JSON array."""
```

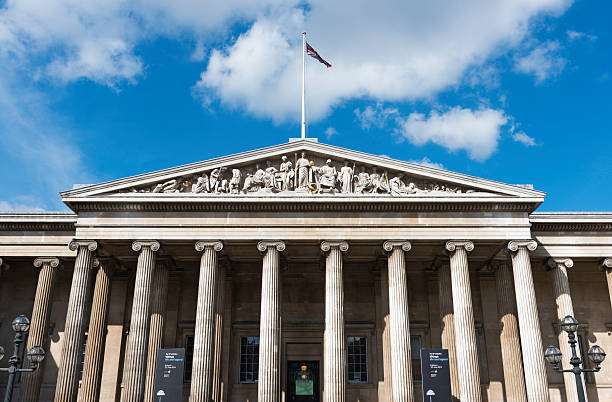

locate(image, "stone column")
[[493, 261, 527, 402], [121, 240, 160, 402], [321, 241, 349, 402], [601, 258, 612, 310], [77, 259, 116, 402], [144, 259, 171, 402], [19, 257, 60, 402], [257, 241, 286, 402], [445, 240, 481, 402], [212, 261, 227, 402], [190, 241, 223, 402], [508, 240, 550, 402], [437, 263, 460, 401], [55, 240, 98, 402], [380, 263, 393, 402], [547, 258, 586, 402], [383, 241, 414, 402]]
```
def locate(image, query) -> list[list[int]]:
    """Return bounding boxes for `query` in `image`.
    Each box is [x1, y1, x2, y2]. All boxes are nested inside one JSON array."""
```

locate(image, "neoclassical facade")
[[0, 139, 611, 402]]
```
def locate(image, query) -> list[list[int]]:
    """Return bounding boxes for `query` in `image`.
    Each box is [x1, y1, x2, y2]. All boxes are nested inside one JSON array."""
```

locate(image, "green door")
[[287, 361, 320, 402]]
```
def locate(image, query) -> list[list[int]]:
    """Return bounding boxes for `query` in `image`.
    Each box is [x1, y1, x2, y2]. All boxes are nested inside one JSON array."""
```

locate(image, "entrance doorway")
[[287, 361, 320, 402]]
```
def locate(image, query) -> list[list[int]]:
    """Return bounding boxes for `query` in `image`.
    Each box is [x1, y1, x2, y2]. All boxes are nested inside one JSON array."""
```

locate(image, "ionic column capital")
[[33, 257, 60, 269], [320, 240, 349, 253], [445, 240, 474, 253], [257, 241, 286, 253], [507, 240, 537, 253], [195, 241, 223, 253], [546, 257, 574, 270], [132, 240, 160, 252], [69, 239, 98, 252], [600, 258, 612, 271], [383, 240, 411, 253]]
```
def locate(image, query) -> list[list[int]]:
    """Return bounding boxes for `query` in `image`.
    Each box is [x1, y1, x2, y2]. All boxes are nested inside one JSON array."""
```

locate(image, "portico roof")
[[60, 139, 545, 213]]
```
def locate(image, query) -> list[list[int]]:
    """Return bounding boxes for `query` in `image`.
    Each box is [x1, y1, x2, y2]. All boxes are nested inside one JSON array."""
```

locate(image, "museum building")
[[1, 139, 611, 402]]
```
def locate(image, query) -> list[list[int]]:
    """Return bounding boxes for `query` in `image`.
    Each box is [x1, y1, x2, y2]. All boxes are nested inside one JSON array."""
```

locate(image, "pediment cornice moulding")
[[63, 200, 540, 213]]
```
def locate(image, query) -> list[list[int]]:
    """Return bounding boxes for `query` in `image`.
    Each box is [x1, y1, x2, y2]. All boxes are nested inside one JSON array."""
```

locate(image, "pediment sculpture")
[[124, 152, 486, 196]]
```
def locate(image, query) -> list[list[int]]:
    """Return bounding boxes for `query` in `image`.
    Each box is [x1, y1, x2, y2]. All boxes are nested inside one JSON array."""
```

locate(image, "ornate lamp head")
[[544, 345, 562, 367], [560, 315, 579, 334], [12, 315, 30, 333], [588, 345, 606, 366], [27, 346, 46, 365]]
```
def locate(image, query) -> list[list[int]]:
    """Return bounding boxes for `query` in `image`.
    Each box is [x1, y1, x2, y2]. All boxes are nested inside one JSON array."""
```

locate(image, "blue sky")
[[0, 0, 610, 211]]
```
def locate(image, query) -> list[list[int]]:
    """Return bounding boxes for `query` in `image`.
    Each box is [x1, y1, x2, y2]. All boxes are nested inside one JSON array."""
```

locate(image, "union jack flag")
[[306, 43, 332, 68]]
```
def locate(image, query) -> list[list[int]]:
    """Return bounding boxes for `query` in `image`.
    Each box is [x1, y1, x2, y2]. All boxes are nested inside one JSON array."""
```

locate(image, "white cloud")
[[0, 0, 573, 112], [354, 103, 399, 129], [512, 131, 537, 146], [409, 157, 445, 170], [0, 200, 46, 212], [397, 107, 508, 161], [0, 68, 94, 210], [514, 40, 566, 83], [198, 0, 573, 121], [325, 126, 339, 139], [567, 30, 597, 42]]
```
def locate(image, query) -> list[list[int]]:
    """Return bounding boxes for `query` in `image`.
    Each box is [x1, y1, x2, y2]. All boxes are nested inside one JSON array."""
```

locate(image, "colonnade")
[[8, 239, 612, 402]]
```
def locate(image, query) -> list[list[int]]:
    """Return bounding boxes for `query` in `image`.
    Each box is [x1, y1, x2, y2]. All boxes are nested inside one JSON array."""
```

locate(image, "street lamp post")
[[0, 315, 46, 402], [544, 315, 607, 402]]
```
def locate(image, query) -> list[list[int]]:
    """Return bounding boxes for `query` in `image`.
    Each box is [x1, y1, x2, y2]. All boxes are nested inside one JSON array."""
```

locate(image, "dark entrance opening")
[[287, 360, 320, 402]]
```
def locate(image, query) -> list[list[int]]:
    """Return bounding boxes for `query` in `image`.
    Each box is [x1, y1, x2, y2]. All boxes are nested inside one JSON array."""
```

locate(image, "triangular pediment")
[[60, 140, 545, 202]]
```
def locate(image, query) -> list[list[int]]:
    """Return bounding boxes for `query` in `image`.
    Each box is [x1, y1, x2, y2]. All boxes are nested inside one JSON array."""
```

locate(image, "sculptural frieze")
[[125, 152, 482, 196]]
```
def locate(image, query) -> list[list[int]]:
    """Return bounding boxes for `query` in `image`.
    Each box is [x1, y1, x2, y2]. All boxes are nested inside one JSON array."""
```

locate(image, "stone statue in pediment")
[[296, 152, 311, 190], [355, 166, 373, 193], [191, 173, 210, 193], [264, 160, 278, 190], [229, 169, 242, 194], [153, 179, 180, 193], [339, 161, 354, 193], [279, 155, 294, 191], [318, 159, 337, 191], [210, 167, 229, 193]]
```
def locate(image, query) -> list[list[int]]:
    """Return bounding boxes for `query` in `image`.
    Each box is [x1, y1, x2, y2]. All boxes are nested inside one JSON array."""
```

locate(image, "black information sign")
[[420, 349, 452, 402], [152, 348, 185, 402]]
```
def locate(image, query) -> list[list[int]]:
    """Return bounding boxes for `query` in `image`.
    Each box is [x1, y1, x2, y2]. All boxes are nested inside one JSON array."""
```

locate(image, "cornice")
[[530, 212, 612, 232], [63, 200, 539, 213], [0, 213, 76, 232]]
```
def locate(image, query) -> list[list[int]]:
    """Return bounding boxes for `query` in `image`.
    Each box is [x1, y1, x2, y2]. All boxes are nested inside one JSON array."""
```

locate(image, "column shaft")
[[212, 262, 226, 402], [494, 262, 527, 402], [20, 258, 60, 402], [509, 241, 550, 402], [602, 259, 612, 310], [380, 265, 393, 402], [548, 258, 585, 402], [446, 241, 481, 402], [144, 261, 170, 402], [121, 241, 159, 402], [257, 241, 285, 402], [322, 241, 348, 402], [78, 261, 115, 402], [190, 241, 223, 402], [55, 241, 97, 402], [384, 241, 413, 402], [437, 264, 460, 401]]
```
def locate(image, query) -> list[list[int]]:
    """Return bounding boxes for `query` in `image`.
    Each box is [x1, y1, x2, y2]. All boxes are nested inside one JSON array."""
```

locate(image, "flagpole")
[[301, 31, 306, 139]]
